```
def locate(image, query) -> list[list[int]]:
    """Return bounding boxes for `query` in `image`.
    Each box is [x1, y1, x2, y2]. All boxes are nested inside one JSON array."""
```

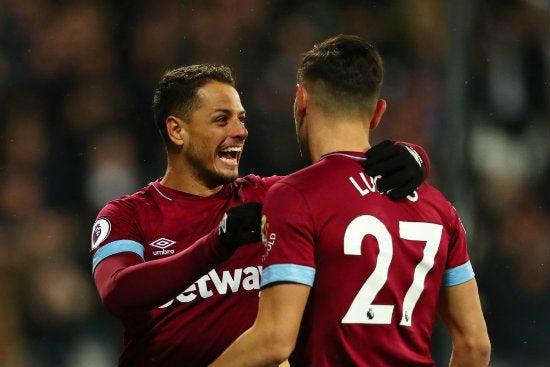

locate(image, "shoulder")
[[230, 174, 285, 203], [271, 161, 327, 193], [234, 174, 284, 191], [263, 167, 320, 208], [91, 184, 157, 250], [415, 183, 462, 225], [96, 183, 155, 218]]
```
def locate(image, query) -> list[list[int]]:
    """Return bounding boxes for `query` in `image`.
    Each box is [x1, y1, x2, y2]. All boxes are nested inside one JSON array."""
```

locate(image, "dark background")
[[0, 1, 549, 366]]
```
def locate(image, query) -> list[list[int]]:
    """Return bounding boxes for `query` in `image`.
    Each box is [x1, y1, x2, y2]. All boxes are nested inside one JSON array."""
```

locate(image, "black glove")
[[218, 202, 262, 251], [363, 140, 427, 200]]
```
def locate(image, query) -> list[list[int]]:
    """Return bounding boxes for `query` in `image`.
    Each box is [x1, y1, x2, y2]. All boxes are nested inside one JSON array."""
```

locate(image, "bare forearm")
[[449, 344, 491, 367], [449, 354, 489, 367], [438, 280, 491, 367], [211, 283, 308, 367], [209, 328, 286, 367]]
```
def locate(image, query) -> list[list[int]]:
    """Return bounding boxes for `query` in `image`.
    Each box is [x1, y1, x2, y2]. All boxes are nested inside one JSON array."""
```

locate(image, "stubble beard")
[[187, 147, 237, 189]]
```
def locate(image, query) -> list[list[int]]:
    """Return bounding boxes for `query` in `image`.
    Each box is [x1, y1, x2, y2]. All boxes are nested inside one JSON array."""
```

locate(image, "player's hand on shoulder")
[[218, 202, 262, 251], [363, 140, 428, 200]]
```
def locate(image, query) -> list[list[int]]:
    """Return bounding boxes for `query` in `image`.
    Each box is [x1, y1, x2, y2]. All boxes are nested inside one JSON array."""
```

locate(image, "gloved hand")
[[218, 202, 262, 251], [363, 140, 427, 200]]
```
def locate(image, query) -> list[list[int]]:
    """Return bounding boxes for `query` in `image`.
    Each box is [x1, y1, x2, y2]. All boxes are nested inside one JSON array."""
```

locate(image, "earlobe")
[[369, 99, 387, 130], [166, 116, 186, 147]]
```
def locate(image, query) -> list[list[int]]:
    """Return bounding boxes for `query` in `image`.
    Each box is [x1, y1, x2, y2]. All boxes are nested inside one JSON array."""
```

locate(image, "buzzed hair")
[[297, 34, 384, 115], [152, 64, 235, 144]]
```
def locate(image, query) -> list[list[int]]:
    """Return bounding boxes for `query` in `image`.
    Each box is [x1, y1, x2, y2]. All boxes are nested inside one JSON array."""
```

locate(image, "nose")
[[230, 118, 248, 140]]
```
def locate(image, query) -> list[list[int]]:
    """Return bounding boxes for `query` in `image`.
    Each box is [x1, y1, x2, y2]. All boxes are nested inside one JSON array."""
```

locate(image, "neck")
[[307, 114, 371, 163], [160, 161, 224, 197]]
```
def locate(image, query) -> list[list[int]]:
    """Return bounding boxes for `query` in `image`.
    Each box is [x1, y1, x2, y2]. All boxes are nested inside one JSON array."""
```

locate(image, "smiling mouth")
[[218, 146, 242, 164]]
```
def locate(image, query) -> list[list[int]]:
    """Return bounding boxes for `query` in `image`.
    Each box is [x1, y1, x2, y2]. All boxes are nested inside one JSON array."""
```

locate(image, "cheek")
[[191, 131, 222, 159], [188, 138, 210, 158]]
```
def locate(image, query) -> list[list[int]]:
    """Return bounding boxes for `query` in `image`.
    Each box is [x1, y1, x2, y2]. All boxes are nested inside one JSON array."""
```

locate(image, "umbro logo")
[[149, 238, 176, 249]]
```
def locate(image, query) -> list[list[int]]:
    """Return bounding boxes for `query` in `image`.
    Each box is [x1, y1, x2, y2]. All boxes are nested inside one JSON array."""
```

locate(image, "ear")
[[295, 84, 308, 119], [166, 115, 186, 147], [369, 99, 387, 130]]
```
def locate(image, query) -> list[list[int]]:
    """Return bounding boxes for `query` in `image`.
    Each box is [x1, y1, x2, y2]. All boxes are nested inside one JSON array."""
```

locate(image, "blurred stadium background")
[[0, 0, 549, 366]]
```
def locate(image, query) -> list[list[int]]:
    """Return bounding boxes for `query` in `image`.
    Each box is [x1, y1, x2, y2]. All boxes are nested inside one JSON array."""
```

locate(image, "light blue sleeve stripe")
[[442, 261, 475, 286], [261, 264, 316, 288], [92, 240, 145, 274]]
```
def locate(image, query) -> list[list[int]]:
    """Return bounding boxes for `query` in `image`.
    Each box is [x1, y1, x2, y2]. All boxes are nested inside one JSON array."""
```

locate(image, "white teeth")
[[221, 147, 242, 153], [218, 146, 241, 164]]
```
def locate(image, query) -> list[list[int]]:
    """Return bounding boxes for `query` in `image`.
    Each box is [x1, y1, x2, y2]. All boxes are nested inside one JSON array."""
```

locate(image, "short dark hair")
[[297, 34, 384, 114], [152, 64, 235, 144]]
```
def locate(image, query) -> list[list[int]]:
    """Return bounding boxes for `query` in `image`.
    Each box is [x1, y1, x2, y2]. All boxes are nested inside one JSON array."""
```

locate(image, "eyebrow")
[[214, 108, 246, 115]]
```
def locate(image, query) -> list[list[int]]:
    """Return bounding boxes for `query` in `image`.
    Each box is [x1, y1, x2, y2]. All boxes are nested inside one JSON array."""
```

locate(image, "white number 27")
[[341, 215, 443, 326]]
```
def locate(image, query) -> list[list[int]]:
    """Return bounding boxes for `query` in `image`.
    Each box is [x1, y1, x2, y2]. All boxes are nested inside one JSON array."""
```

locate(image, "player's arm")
[[94, 202, 262, 316], [209, 282, 310, 367], [94, 227, 230, 316], [437, 278, 491, 367], [363, 140, 430, 200]]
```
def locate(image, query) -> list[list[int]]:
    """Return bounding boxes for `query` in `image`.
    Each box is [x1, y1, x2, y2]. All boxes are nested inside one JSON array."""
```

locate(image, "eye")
[[239, 115, 246, 124], [216, 115, 229, 123]]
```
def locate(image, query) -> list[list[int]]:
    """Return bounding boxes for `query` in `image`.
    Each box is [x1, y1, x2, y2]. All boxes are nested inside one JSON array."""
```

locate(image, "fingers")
[[364, 155, 406, 176], [387, 182, 414, 200], [219, 202, 263, 250], [377, 169, 412, 193]]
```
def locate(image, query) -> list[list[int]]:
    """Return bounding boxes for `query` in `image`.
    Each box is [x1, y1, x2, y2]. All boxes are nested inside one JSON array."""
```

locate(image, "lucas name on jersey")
[[158, 265, 262, 308], [350, 172, 418, 202]]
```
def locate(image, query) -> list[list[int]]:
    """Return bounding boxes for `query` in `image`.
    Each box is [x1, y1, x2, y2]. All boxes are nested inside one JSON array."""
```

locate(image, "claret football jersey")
[[260, 152, 474, 367], [90, 175, 280, 366]]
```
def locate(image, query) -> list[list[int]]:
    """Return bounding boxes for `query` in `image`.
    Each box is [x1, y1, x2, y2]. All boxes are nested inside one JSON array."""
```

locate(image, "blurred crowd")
[[0, 0, 549, 366]]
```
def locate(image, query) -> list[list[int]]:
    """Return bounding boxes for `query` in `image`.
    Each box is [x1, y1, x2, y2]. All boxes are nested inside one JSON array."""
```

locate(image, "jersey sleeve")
[[93, 227, 232, 316], [442, 205, 474, 287], [260, 183, 316, 288], [90, 199, 145, 274], [91, 197, 234, 316]]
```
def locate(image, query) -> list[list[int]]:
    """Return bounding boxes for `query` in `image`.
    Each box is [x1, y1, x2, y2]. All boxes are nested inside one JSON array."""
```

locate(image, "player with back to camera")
[[90, 62, 431, 366], [210, 35, 491, 367]]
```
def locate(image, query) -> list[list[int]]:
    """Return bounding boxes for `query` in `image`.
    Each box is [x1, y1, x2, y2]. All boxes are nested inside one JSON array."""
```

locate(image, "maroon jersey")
[[260, 152, 474, 367], [91, 175, 280, 366]]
